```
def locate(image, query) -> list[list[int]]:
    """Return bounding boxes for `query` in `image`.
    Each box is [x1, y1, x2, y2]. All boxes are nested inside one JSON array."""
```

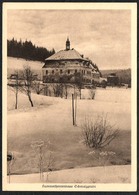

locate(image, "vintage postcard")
[[2, 2, 137, 191]]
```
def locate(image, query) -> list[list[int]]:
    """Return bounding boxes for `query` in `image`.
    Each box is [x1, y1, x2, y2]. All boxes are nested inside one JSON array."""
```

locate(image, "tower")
[[66, 37, 70, 50]]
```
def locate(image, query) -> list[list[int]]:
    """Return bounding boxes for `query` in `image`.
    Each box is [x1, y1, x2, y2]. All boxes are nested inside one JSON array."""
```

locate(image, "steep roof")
[[45, 48, 88, 61]]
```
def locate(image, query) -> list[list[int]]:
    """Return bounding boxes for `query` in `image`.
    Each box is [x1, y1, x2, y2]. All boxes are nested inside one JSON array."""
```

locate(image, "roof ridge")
[[45, 48, 89, 61]]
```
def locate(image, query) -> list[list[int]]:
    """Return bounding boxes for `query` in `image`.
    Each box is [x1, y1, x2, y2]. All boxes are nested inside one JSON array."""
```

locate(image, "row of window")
[[45, 69, 92, 75], [43, 76, 93, 83], [46, 70, 63, 74], [45, 69, 78, 75], [79, 70, 92, 75]]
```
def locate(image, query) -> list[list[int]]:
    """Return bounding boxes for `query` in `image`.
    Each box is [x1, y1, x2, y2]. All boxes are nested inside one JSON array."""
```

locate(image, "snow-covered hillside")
[[6, 87, 131, 183], [7, 87, 131, 137], [6, 60, 131, 184], [7, 57, 42, 78]]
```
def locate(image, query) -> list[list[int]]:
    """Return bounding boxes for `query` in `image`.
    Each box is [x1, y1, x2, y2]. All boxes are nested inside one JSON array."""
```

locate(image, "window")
[[75, 69, 77, 73], [52, 70, 54, 74], [68, 70, 70, 74], [60, 69, 63, 74], [87, 71, 91, 75], [43, 76, 46, 83], [46, 70, 48, 74], [59, 77, 63, 82]]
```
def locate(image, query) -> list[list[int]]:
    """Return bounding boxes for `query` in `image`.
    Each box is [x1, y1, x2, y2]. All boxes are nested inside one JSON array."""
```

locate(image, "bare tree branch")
[[82, 114, 119, 149]]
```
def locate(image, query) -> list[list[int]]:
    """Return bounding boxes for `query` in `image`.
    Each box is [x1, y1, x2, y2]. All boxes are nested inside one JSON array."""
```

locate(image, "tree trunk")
[[72, 94, 75, 126], [80, 88, 81, 99], [28, 92, 34, 107], [15, 88, 18, 109], [65, 87, 67, 99]]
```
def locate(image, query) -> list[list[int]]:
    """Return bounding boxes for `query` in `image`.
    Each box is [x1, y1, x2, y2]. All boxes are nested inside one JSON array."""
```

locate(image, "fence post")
[[15, 72, 18, 109], [74, 93, 77, 126], [72, 94, 74, 125]]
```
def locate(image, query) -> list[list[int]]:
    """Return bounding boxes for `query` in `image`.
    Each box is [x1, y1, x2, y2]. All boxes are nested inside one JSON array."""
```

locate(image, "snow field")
[[7, 57, 43, 70], [6, 57, 132, 183], [8, 165, 131, 183], [7, 87, 131, 138]]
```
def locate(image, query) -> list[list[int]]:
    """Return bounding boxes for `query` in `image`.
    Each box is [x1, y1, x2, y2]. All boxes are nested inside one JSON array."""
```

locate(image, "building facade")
[[107, 73, 119, 86], [42, 38, 100, 85]]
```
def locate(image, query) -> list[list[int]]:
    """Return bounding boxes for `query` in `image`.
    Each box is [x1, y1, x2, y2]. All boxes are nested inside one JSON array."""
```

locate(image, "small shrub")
[[31, 139, 54, 182], [89, 89, 96, 99], [81, 115, 119, 149], [88, 150, 116, 167]]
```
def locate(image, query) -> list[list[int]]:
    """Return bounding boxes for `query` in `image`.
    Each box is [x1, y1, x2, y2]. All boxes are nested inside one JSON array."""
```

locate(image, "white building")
[[42, 38, 100, 85]]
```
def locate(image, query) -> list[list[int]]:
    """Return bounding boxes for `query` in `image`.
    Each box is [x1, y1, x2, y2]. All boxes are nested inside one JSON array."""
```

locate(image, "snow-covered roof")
[[45, 48, 88, 61]]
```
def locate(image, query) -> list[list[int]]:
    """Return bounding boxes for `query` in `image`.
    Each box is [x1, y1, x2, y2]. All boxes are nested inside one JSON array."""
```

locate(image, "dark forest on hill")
[[7, 38, 55, 62]]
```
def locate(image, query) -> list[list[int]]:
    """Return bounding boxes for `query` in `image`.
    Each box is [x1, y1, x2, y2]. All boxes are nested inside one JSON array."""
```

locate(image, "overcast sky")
[[7, 9, 131, 70]]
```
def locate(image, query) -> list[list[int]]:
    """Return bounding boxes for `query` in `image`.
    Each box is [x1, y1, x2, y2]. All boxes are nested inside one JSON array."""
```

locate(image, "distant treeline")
[[101, 68, 131, 85], [7, 38, 55, 62]]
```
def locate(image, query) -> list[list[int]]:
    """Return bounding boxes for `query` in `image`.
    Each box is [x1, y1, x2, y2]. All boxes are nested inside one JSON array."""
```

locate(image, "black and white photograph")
[[2, 2, 137, 191]]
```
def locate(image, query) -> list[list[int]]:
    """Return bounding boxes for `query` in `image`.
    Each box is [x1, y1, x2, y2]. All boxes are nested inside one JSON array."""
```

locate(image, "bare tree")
[[31, 140, 45, 181], [63, 84, 69, 99], [52, 83, 63, 98], [82, 114, 119, 149], [89, 88, 96, 99], [45, 152, 54, 181], [20, 66, 36, 107], [8, 71, 20, 109], [60, 74, 69, 99], [31, 139, 54, 182], [32, 81, 47, 95], [74, 72, 83, 99]]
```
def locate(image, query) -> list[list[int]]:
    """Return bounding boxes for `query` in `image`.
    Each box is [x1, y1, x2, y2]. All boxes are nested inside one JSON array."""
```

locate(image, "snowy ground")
[[9, 165, 131, 183], [7, 87, 131, 138], [7, 57, 43, 70], [7, 85, 131, 183]]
